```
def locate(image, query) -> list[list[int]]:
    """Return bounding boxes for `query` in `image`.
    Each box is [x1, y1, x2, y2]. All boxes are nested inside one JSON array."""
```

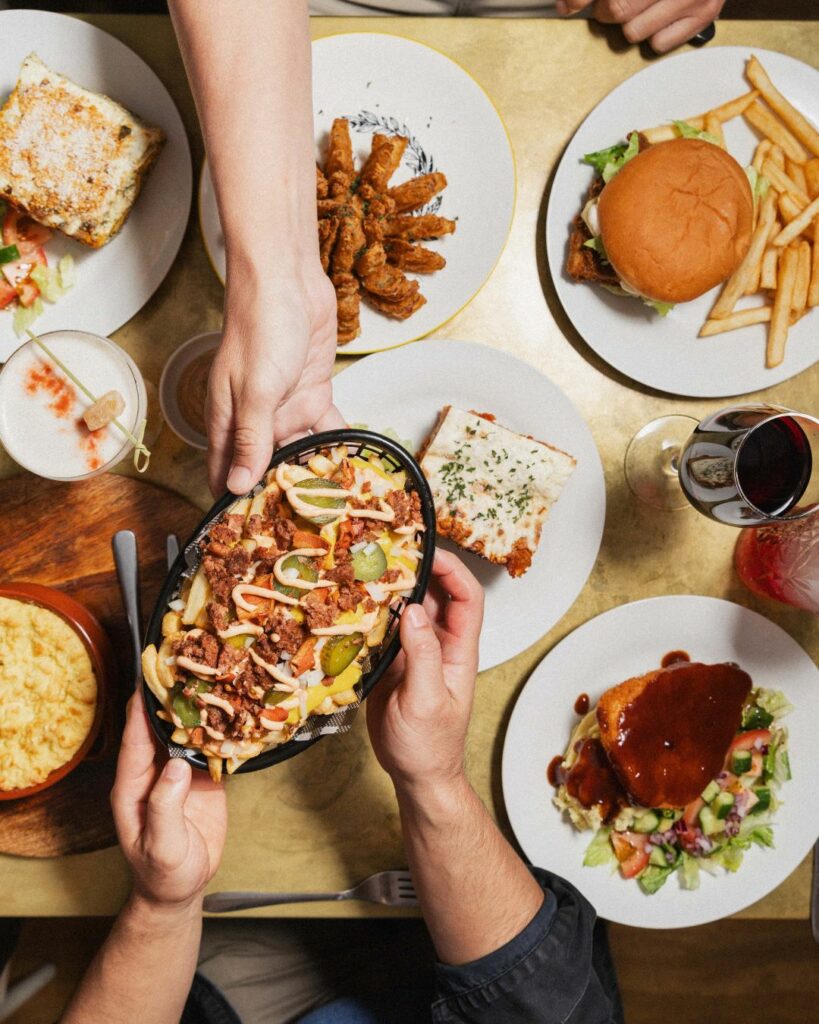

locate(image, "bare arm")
[[367, 553, 543, 965], [558, 0, 724, 53], [62, 694, 227, 1023], [169, 0, 342, 495]]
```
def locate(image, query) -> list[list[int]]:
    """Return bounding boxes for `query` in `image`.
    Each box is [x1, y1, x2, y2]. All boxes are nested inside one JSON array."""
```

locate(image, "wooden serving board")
[[0, 473, 202, 858]]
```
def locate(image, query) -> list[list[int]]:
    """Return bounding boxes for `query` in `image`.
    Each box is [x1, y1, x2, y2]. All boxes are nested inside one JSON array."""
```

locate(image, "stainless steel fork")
[[203, 870, 418, 913]]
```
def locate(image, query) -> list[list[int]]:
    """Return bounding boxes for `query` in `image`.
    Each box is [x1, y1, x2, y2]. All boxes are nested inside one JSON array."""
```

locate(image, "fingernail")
[[405, 603, 427, 628], [165, 759, 187, 783], [227, 465, 252, 494]]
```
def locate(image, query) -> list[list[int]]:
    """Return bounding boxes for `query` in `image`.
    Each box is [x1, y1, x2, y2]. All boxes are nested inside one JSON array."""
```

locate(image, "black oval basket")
[[143, 429, 436, 774]]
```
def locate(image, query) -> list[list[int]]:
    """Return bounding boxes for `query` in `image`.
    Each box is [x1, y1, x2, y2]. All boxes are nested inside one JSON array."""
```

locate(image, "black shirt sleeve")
[[430, 867, 624, 1024]]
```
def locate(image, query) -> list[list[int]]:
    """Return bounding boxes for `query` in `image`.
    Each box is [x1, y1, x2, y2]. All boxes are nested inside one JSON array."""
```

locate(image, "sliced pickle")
[[351, 543, 387, 583], [226, 634, 249, 649], [320, 632, 364, 677], [276, 554, 319, 599], [264, 689, 288, 706], [295, 477, 345, 525], [171, 680, 208, 727]]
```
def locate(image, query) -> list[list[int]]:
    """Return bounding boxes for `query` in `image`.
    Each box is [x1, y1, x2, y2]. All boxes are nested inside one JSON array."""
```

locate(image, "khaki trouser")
[[197, 917, 435, 1023]]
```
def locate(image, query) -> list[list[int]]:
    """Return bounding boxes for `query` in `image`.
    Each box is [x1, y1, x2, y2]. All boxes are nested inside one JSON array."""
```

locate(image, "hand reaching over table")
[[557, 0, 725, 53], [207, 263, 344, 496]]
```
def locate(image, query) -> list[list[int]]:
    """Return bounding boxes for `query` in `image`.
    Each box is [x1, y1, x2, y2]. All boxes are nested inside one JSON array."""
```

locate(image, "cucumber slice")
[[649, 846, 668, 868], [731, 749, 752, 774], [711, 791, 735, 820], [751, 787, 771, 814], [701, 780, 721, 803], [296, 477, 345, 525], [633, 811, 661, 834], [320, 633, 364, 677], [699, 806, 723, 836], [742, 704, 774, 730], [352, 543, 387, 582]]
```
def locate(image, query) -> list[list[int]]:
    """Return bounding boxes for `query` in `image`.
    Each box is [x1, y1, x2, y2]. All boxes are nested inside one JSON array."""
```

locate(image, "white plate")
[[502, 596, 819, 929], [546, 47, 819, 398], [332, 340, 605, 671], [0, 10, 191, 362], [200, 32, 515, 355]]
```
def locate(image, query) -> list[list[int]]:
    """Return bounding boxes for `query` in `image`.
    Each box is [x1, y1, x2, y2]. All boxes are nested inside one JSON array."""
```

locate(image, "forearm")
[[62, 894, 202, 1024], [169, 0, 317, 272], [395, 774, 544, 966]]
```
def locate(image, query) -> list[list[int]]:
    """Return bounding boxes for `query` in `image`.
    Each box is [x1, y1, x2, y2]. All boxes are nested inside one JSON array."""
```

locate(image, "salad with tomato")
[[0, 202, 75, 334], [583, 688, 792, 895]]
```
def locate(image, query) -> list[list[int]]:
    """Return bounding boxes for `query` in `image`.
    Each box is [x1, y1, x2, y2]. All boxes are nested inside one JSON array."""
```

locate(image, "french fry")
[[705, 112, 725, 149], [641, 114, 706, 144], [710, 89, 760, 123], [786, 159, 808, 194], [791, 241, 811, 321], [746, 55, 819, 158], [763, 158, 810, 209], [760, 247, 779, 290], [752, 139, 771, 174], [806, 158, 819, 200], [772, 194, 819, 247], [810, 222, 819, 307], [767, 245, 798, 367], [699, 307, 772, 336], [745, 101, 808, 164], [744, 253, 762, 295], [769, 144, 785, 170], [710, 190, 776, 318]]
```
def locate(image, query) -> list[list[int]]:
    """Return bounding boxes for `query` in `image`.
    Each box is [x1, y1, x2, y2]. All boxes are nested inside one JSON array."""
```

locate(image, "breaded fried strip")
[[332, 215, 366, 275], [333, 272, 361, 344], [354, 241, 386, 277], [319, 216, 340, 272], [325, 117, 354, 178], [388, 172, 448, 213], [316, 165, 328, 200], [384, 238, 446, 273], [360, 134, 408, 190], [363, 288, 426, 320], [384, 214, 456, 241], [361, 264, 417, 300]]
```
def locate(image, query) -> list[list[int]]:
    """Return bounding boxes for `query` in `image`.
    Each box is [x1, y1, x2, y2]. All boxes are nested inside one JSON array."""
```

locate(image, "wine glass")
[[625, 405, 819, 526]]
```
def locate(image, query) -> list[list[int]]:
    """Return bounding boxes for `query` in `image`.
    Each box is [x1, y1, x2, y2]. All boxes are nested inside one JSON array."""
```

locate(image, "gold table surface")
[[0, 15, 816, 921]]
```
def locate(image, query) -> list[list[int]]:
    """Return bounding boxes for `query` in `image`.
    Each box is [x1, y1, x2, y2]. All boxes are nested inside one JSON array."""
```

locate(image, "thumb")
[[144, 758, 191, 860], [399, 603, 445, 705], [226, 405, 275, 495]]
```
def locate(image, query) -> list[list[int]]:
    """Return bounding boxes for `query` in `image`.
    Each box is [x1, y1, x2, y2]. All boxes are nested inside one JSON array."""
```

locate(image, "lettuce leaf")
[[638, 865, 673, 895], [673, 120, 721, 146], [756, 689, 794, 721], [583, 132, 641, 184], [646, 299, 675, 317], [679, 852, 700, 890], [584, 828, 616, 868], [582, 235, 609, 262], [12, 297, 44, 336]]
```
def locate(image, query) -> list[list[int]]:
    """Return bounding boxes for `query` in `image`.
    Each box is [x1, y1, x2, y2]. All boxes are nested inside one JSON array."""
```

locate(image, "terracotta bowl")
[[0, 582, 114, 801]]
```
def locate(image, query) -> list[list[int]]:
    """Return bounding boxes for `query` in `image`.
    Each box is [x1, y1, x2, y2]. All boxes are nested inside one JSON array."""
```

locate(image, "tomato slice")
[[15, 277, 40, 308], [682, 796, 705, 828], [2, 209, 51, 256], [727, 729, 771, 757], [610, 830, 650, 878], [0, 277, 17, 309]]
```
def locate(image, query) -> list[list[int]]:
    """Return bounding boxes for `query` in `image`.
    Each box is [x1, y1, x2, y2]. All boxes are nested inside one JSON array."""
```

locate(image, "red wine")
[[735, 416, 811, 517], [679, 406, 817, 526]]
